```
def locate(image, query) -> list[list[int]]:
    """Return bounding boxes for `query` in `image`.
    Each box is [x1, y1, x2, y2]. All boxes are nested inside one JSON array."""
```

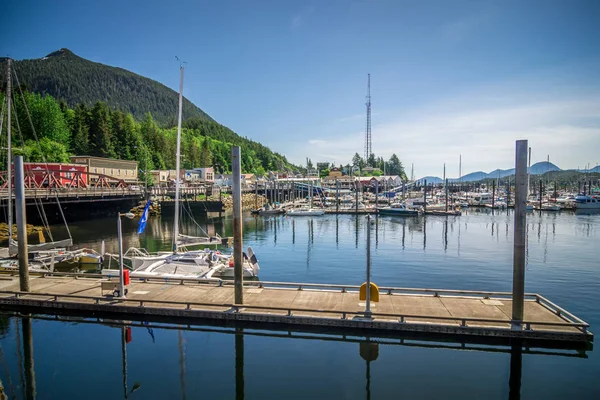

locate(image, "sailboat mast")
[[527, 147, 531, 195], [7, 59, 13, 241], [173, 65, 184, 253]]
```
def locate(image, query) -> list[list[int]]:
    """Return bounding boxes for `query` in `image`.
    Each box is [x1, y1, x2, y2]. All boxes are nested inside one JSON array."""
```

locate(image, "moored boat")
[[378, 203, 419, 216]]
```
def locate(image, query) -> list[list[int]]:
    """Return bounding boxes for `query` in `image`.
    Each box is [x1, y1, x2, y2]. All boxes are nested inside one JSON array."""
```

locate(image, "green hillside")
[[1, 48, 211, 126], [1, 49, 297, 176]]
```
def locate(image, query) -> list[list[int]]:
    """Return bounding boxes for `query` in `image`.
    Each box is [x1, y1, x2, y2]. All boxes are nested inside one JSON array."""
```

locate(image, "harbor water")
[[1, 209, 599, 399]]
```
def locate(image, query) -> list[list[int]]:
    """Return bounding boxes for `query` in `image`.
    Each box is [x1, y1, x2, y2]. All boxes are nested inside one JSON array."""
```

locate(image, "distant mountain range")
[[415, 161, 598, 184]]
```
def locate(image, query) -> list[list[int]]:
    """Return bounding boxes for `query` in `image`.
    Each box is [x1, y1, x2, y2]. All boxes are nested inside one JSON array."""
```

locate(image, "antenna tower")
[[364, 73, 372, 161]]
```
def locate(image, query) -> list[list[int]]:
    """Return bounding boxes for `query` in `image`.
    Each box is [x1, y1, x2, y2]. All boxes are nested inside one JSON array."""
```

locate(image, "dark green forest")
[[0, 49, 211, 126]]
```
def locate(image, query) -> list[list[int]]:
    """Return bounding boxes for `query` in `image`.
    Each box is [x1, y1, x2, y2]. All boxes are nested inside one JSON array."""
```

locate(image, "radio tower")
[[364, 73, 372, 162]]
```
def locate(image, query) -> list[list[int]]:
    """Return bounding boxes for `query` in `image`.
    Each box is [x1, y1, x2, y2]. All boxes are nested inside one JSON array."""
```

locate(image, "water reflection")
[[0, 315, 590, 400]]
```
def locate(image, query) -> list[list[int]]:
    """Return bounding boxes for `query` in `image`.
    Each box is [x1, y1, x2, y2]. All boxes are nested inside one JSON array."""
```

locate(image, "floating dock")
[[0, 273, 592, 344]]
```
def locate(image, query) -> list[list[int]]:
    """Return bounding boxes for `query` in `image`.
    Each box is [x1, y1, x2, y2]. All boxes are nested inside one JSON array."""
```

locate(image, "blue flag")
[[137, 199, 151, 234]]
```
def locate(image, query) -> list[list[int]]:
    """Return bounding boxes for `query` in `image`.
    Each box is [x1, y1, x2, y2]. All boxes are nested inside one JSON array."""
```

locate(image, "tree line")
[[0, 91, 294, 182]]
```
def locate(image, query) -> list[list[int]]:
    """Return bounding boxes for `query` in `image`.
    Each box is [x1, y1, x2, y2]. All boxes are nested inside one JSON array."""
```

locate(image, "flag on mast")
[[137, 199, 151, 234]]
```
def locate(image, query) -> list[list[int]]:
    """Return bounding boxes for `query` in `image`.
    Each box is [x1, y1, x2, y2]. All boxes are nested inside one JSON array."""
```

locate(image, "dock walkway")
[[0, 274, 592, 344]]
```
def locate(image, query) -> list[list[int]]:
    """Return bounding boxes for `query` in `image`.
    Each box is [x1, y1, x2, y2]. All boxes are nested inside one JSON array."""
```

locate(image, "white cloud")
[[296, 94, 600, 177]]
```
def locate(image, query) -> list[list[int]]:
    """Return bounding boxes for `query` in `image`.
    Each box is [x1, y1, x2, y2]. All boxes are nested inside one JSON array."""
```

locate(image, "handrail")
[[0, 289, 589, 333]]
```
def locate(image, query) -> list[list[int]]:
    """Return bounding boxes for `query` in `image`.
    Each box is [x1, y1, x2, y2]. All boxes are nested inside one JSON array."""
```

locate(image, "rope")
[[12, 64, 71, 242], [9, 89, 54, 241], [182, 198, 209, 236]]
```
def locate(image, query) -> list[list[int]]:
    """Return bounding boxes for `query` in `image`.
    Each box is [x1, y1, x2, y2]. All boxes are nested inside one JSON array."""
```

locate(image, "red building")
[[23, 162, 88, 187]]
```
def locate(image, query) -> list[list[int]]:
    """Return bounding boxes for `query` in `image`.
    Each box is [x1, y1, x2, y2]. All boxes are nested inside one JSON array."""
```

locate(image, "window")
[[118, 169, 121, 175]]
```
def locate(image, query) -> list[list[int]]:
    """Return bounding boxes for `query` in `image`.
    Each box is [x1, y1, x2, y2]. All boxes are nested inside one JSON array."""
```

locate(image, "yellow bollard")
[[359, 282, 379, 302]]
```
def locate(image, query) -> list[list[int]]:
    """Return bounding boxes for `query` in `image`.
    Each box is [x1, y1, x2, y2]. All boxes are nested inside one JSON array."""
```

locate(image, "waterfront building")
[[70, 155, 138, 183]]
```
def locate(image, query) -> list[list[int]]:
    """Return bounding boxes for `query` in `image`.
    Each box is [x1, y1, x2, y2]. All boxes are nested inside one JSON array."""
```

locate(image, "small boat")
[[287, 208, 325, 216], [378, 203, 419, 216], [536, 203, 561, 211], [258, 207, 285, 216]]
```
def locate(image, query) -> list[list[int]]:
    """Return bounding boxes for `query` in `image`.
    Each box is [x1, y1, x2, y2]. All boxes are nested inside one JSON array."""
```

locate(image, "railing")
[[0, 288, 590, 335], [0, 270, 590, 334], [0, 187, 144, 199]]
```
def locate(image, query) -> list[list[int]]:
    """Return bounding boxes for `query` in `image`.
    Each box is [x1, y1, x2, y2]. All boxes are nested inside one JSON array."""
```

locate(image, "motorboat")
[[258, 204, 285, 216], [378, 203, 419, 216], [556, 194, 576, 204], [287, 208, 325, 216], [575, 195, 600, 209]]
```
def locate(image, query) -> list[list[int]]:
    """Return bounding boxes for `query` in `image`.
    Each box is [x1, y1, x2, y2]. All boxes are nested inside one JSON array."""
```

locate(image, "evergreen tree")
[[89, 101, 115, 158], [70, 104, 90, 154]]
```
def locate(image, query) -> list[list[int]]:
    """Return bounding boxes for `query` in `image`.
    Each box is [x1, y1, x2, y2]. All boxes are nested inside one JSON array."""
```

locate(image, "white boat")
[[469, 193, 493, 206], [287, 208, 325, 216], [575, 195, 600, 209], [556, 194, 576, 204], [541, 203, 561, 211]]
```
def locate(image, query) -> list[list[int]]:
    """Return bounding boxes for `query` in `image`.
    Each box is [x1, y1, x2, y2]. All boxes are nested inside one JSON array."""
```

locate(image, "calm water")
[[1, 209, 599, 399]]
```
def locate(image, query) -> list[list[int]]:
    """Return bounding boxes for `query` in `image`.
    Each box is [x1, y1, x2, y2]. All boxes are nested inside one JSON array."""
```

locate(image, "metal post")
[[254, 180, 258, 210], [423, 179, 427, 214], [232, 146, 243, 304], [336, 179, 340, 213], [374, 180, 378, 213], [512, 140, 528, 328], [355, 180, 359, 213], [117, 214, 125, 298], [539, 180, 543, 210], [14, 156, 30, 291], [365, 214, 372, 318], [445, 179, 449, 212]]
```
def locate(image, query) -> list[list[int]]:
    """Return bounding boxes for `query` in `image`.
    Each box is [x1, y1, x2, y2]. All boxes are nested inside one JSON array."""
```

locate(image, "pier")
[[0, 273, 592, 344]]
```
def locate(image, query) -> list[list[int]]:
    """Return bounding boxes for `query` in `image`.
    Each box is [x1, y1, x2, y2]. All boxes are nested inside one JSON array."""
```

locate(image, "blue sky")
[[2, 0, 599, 177]]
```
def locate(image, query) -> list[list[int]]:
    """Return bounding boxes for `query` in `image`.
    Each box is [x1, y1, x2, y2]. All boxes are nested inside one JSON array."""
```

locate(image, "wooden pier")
[[0, 273, 592, 344]]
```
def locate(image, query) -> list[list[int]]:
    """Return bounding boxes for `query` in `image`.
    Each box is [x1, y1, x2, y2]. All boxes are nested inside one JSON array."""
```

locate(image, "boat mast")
[[173, 65, 184, 253], [527, 147, 531, 196], [7, 59, 13, 242]]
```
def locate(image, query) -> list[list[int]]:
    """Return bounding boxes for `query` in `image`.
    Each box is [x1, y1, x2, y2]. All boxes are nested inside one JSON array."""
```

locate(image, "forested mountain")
[[1, 49, 297, 177], [0, 48, 211, 126]]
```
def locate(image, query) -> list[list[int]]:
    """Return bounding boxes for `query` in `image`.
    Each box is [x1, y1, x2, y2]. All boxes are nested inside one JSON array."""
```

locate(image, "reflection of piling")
[[513, 140, 528, 326], [235, 328, 245, 400], [22, 317, 35, 400], [509, 343, 523, 400]]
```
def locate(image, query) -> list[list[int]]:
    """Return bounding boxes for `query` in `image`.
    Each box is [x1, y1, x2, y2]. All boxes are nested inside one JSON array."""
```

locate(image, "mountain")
[[418, 161, 575, 183], [416, 176, 443, 185], [529, 161, 560, 175], [2, 48, 212, 126], [457, 171, 488, 182]]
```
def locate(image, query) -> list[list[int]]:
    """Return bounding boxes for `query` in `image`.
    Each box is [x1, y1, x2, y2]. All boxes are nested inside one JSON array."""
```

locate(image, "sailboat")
[[0, 59, 101, 271], [287, 178, 325, 216], [114, 64, 259, 279]]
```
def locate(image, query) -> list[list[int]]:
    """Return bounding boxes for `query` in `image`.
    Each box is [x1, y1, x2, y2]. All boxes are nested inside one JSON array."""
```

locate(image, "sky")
[[2, 0, 599, 178]]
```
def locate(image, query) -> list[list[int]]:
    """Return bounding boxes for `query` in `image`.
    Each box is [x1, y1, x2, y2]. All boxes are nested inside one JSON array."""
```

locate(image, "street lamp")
[[118, 211, 135, 298]]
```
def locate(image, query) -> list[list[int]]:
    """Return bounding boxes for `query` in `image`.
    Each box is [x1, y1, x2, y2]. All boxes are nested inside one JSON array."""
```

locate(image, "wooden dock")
[[0, 274, 592, 344]]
